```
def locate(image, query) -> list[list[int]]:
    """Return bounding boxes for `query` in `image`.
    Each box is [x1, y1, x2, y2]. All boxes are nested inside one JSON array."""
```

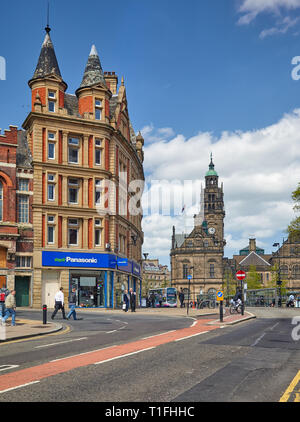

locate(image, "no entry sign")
[[236, 270, 246, 281]]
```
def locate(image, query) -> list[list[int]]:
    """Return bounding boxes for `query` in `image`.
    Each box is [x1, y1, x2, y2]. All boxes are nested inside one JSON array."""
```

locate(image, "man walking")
[[51, 287, 67, 320], [179, 289, 185, 308], [2, 290, 16, 326], [129, 288, 136, 312], [67, 287, 81, 320]]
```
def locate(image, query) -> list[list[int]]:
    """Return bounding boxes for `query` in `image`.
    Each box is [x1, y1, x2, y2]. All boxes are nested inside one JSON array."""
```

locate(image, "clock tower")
[[171, 155, 226, 299], [203, 154, 225, 244]]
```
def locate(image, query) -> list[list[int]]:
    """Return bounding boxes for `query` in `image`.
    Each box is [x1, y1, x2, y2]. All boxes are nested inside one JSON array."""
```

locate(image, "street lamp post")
[[273, 243, 281, 307]]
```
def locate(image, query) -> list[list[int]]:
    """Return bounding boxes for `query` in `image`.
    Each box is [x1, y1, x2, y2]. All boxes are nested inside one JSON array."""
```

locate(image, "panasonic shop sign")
[[42, 251, 115, 268]]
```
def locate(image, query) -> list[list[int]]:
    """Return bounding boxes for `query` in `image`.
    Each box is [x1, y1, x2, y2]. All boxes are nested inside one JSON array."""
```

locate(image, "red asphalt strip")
[[0, 319, 218, 392]]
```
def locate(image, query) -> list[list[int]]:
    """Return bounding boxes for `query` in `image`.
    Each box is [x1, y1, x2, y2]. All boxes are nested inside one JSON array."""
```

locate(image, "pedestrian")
[[123, 290, 129, 312], [150, 292, 155, 308], [0, 288, 7, 318], [51, 287, 67, 320], [158, 293, 163, 308], [179, 289, 185, 308], [1, 290, 16, 326], [129, 288, 136, 312], [67, 287, 82, 320]]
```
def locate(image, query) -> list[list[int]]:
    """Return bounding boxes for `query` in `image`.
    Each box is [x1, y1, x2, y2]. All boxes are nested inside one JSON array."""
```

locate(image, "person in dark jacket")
[[129, 288, 136, 312], [66, 287, 81, 320], [123, 290, 129, 312], [150, 292, 156, 308]]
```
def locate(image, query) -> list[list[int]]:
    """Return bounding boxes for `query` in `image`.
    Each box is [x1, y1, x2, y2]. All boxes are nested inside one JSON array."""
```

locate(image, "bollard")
[[43, 304, 47, 325], [220, 300, 223, 322]]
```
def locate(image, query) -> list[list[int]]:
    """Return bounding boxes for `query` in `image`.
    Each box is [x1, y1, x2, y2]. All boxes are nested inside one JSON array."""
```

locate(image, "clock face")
[[208, 227, 216, 235]]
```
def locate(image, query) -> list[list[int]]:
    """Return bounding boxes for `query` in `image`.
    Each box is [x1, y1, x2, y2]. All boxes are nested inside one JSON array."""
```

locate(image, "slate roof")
[[32, 32, 62, 80], [64, 94, 80, 117], [239, 251, 271, 267], [174, 234, 188, 248], [79, 45, 107, 89], [16, 130, 32, 169]]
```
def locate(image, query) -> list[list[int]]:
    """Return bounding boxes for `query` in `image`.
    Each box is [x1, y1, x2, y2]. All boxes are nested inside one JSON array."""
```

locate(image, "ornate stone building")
[[142, 258, 171, 295], [22, 26, 144, 309], [170, 157, 226, 300]]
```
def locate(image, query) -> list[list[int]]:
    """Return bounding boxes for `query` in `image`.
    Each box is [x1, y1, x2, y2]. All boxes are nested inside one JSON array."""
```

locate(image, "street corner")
[[0, 319, 63, 343]]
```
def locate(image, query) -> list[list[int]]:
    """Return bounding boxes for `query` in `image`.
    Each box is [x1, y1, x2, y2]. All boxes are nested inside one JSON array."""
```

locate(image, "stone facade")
[[170, 157, 226, 300], [22, 29, 144, 309], [142, 259, 171, 295]]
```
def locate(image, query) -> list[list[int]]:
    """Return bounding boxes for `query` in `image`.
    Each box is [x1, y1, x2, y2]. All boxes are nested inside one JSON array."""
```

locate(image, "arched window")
[[0, 182, 2, 221]]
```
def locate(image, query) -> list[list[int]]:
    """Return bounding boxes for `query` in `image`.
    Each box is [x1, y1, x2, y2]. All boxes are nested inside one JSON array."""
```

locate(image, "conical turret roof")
[[32, 29, 62, 80], [79, 45, 107, 89]]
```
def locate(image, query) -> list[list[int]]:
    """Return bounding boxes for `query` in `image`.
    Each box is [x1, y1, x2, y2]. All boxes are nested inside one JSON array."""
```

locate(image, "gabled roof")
[[79, 45, 107, 89], [32, 31, 62, 81], [239, 251, 271, 267]]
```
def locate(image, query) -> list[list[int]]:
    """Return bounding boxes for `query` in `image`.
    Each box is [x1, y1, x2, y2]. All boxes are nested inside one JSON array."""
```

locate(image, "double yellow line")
[[280, 370, 300, 402]]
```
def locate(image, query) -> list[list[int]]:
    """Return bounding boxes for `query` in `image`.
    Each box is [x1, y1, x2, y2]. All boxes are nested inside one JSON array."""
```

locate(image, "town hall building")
[[170, 156, 226, 300]]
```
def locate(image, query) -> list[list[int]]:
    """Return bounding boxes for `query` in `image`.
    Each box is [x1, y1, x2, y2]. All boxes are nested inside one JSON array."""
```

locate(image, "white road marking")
[[35, 337, 87, 349], [106, 330, 117, 334], [251, 332, 266, 347], [0, 381, 40, 394], [49, 345, 117, 362], [0, 365, 19, 372], [142, 330, 176, 340], [94, 347, 156, 365], [175, 331, 209, 342]]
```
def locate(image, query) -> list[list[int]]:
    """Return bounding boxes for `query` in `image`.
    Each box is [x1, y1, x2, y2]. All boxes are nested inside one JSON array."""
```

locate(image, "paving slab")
[[0, 319, 63, 342]]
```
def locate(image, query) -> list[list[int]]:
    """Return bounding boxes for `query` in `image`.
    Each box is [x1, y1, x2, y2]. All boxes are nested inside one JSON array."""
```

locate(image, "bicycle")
[[229, 302, 242, 314]]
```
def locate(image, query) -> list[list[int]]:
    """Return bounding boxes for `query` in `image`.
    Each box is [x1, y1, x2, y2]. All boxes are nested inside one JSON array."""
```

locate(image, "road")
[[0, 308, 299, 402]]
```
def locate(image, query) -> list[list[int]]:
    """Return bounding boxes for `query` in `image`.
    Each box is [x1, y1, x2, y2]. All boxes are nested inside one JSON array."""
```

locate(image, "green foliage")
[[223, 268, 237, 296], [246, 265, 263, 289], [288, 183, 300, 240]]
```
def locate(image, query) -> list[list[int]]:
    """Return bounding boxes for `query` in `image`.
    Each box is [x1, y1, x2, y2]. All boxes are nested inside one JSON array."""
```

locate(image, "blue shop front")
[[42, 251, 142, 309]]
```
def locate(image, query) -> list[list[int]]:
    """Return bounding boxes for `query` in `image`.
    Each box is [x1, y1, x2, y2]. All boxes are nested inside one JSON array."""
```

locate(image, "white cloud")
[[238, 0, 300, 38], [238, 0, 300, 24], [140, 109, 300, 266]]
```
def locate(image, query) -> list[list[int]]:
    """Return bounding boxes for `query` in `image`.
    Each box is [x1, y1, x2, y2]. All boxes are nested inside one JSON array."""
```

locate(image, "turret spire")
[[79, 44, 107, 89]]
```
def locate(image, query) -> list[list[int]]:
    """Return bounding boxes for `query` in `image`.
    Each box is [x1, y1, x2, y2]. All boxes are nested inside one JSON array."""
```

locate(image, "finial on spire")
[[121, 76, 124, 86], [45, 1, 51, 33], [90, 44, 98, 56]]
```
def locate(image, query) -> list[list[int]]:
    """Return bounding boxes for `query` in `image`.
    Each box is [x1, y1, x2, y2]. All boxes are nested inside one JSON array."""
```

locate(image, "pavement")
[[0, 305, 257, 343]]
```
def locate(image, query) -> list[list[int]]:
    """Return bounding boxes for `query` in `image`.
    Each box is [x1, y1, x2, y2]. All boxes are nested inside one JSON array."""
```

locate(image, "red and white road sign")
[[236, 270, 246, 281]]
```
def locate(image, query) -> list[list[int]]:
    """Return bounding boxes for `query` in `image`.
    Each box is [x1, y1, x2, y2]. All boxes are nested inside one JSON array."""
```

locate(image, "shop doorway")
[[70, 271, 105, 308], [42, 271, 60, 308], [15, 276, 30, 307]]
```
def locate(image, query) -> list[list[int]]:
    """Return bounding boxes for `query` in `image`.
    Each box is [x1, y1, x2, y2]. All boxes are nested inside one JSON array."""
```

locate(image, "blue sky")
[[0, 0, 300, 135], [1, 0, 300, 266]]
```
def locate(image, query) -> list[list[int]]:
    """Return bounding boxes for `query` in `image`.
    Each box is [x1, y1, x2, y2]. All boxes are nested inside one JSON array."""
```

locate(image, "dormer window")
[[95, 99, 102, 120], [48, 91, 56, 112]]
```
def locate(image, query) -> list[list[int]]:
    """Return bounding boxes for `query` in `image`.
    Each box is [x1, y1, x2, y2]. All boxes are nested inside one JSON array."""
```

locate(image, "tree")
[[288, 183, 300, 240], [246, 265, 263, 289]]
